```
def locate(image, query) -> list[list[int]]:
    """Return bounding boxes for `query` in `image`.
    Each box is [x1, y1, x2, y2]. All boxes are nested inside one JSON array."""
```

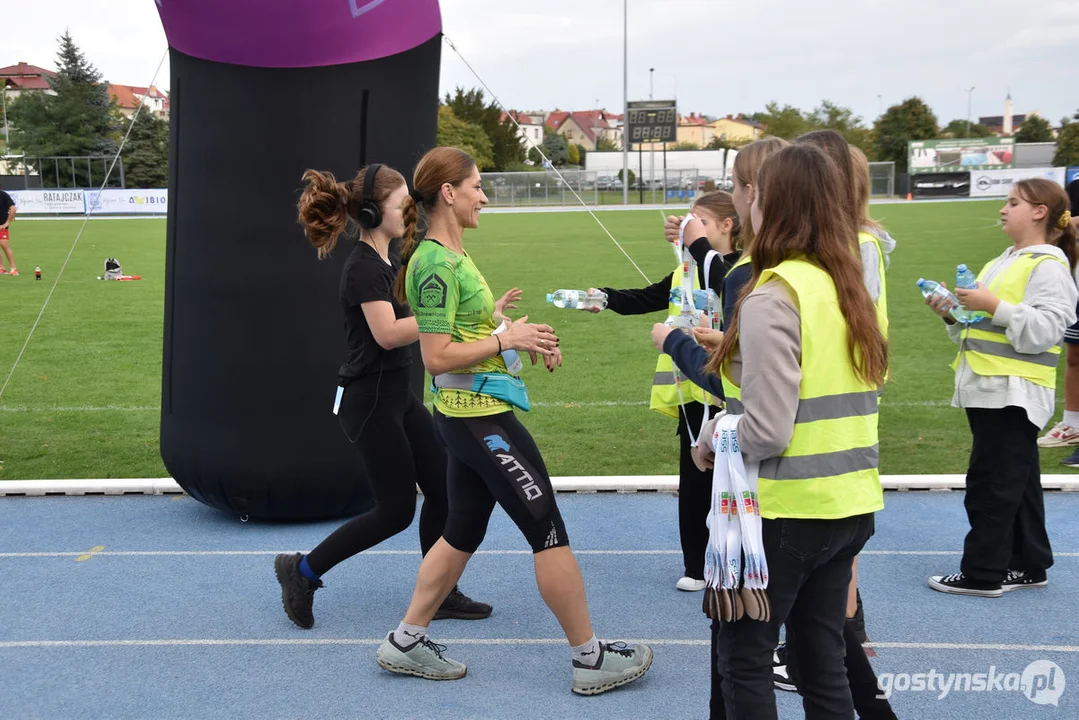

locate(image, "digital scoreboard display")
[[626, 100, 677, 144]]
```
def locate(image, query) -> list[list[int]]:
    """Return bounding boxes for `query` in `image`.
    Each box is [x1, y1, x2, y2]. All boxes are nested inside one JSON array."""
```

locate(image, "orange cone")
[[906, 192, 913, 201]]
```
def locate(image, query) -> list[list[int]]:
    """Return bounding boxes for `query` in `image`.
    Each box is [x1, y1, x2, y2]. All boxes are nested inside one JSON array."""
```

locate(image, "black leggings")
[[305, 369, 448, 576], [434, 409, 569, 554]]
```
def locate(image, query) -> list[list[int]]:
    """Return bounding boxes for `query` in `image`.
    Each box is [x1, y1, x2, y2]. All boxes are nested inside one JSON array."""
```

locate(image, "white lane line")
[[0, 557, 1074, 561], [1, 638, 1076, 652]]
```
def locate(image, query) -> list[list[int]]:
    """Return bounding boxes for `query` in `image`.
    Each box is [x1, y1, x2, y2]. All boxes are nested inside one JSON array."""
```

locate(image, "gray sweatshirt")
[[860, 226, 897, 303], [718, 279, 804, 464], [944, 244, 1077, 430]]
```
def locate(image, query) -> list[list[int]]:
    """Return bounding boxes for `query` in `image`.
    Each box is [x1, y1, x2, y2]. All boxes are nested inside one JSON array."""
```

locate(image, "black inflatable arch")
[[155, 0, 439, 519]]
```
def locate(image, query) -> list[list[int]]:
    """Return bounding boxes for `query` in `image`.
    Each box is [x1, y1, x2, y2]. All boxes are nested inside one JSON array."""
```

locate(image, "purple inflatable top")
[[155, 0, 442, 68]]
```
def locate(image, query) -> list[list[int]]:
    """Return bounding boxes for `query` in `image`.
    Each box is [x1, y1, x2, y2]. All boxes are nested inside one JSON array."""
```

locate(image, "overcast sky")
[[5, 0, 1076, 127]]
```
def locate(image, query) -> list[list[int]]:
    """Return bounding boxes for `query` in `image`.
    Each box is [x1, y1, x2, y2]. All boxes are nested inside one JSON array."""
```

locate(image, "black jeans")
[[715, 513, 875, 720], [962, 406, 1052, 583]]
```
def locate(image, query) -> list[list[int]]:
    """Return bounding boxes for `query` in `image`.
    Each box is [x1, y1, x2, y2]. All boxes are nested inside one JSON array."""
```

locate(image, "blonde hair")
[[732, 137, 788, 250]]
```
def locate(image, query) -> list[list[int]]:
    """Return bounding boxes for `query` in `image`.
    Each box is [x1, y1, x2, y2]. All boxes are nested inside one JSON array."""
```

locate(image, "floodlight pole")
[[966, 86, 975, 137], [622, 0, 629, 205], [649, 68, 655, 204]]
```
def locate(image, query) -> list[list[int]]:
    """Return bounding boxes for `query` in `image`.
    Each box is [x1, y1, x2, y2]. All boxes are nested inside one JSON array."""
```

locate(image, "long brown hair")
[[296, 165, 406, 258], [795, 130, 860, 248], [731, 137, 787, 250], [705, 144, 888, 388], [692, 190, 742, 249], [1014, 178, 1078, 274], [394, 146, 478, 303], [849, 145, 883, 234]]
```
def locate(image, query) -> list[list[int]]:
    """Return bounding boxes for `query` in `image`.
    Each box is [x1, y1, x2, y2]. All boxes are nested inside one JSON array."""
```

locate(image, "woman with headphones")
[[274, 163, 494, 629]]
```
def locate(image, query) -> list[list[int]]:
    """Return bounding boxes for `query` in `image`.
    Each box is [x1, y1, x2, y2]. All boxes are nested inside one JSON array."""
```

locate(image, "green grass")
[[1, 203, 1077, 480]]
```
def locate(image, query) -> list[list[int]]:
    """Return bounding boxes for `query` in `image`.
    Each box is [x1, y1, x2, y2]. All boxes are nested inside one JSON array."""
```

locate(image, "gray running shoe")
[[571, 641, 653, 696], [376, 632, 467, 680]]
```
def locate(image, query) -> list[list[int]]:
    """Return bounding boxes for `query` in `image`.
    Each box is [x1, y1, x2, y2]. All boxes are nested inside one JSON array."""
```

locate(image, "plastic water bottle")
[[492, 321, 522, 375], [35, 266, 41, 280], [546, 289, 608, 311], [917, 278, 974, 323], [669, 287, 711, 311], [955, 264, 990, 322], [955, 264, 977, 290]]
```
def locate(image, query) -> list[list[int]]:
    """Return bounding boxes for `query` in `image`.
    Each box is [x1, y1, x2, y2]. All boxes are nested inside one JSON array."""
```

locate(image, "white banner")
[[85, 189, 168, 215], [969, 168, 1067, 198], [8, 189, 86, 214]]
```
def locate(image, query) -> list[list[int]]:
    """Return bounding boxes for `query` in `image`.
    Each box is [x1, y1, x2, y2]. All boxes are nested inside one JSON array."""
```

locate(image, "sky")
[[3, 0, 1077, 128]]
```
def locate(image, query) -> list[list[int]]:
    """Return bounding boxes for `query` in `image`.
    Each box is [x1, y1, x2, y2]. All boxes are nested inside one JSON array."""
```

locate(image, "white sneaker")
[[1038, 422, 1079, 447], [676, 576, 706, 592]]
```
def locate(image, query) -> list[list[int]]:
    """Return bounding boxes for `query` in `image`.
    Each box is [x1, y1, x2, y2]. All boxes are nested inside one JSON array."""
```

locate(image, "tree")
[[541, 132, 568, 166], [121, 108, 169, 188], [941, 119, 992, 138], [574, 143, 587, 165], [617, 168, 635, 187], [595, 136, 619, 151], [1014, 114, 1054, 143], [873, 97, 939, 174], [753, 102, 813, 140], [671, 141, 701, 150], [436, 105, 494, 170], [1054, 111, 1079, 167], [443, 87, 525, 170], [7, 31, 119, 187], [807, 100, 872, 151], [527, 146, 543, 165], [567, 142, 580, 165]]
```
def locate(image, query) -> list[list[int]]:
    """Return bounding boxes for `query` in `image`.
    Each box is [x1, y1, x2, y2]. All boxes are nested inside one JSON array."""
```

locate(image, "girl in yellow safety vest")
[[925, 178, 1077, 598], [586, 191, 740, 593], [697, 143, 888, 719]]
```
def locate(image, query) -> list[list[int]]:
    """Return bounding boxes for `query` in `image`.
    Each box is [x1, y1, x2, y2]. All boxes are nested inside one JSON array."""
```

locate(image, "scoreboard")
[[626, 100, 677, 144]]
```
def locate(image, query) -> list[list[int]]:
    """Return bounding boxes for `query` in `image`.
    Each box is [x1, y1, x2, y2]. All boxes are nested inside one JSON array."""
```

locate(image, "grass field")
[[2, 202, 1078, 480]]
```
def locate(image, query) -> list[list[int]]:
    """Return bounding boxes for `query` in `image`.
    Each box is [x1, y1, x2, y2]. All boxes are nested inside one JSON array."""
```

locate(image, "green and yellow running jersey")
[[406, 239, 511, 417]]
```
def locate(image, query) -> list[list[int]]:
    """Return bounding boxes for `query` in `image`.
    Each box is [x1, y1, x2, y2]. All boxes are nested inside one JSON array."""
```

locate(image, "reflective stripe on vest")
[[951, 252, 1065, 388], [650, 268, 707, 418], [720, 259, 884, 520]]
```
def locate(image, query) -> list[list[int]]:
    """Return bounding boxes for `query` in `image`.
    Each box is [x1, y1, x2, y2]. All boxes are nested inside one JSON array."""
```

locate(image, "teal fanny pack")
[[432, 372, 531, 412]]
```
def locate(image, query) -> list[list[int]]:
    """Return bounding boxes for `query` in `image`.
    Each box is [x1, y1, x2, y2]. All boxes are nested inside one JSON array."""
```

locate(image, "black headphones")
[[357, 163, 383, 229]]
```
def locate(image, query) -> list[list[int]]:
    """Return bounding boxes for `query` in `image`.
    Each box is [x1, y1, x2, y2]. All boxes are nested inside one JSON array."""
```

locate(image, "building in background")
[[107, 84, 170, 120]]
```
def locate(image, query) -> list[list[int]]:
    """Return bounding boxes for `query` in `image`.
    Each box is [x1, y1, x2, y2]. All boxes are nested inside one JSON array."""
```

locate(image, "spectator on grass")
[[695, 143, 887, 718], [925, 178, 1076, 598], [276, 162, 492, 631], [584, 190, 741, 595], [0, 189, 17, 276], [375, 146, 653, 696]]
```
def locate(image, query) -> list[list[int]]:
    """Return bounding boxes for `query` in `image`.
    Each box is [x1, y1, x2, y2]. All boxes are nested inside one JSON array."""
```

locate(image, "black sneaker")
[[773, 642, 798, 693], [846, 588, 866, 644], [274, 553, 323, 628], [928, 572, 1002, 598], [1002, 569, 1048, 592], [433, 586, 492, 620]]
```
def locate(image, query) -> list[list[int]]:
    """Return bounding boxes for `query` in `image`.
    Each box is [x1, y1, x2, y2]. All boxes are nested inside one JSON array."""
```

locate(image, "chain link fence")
[[480, 168, 733, 207]]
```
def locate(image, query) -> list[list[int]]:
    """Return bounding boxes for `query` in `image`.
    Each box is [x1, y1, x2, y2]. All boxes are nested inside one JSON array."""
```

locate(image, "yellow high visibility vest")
[[650, 268, 707, 418], [859, 231, 890, 339], [720, 259, 884, 520], [952, 251, 1067, 388]]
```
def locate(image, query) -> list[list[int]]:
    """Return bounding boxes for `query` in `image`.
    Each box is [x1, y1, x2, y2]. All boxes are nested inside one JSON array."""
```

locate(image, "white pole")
[[649, 68, 654, 204], [2, 86, 9, 147], [966, 86, 975, 137], [622, 0, 629, 205]]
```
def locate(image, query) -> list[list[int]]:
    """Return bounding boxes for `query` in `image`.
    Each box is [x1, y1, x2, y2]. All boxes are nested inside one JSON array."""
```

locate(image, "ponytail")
[[297, 169, 350, 259], [394, 194, 422, 303], [1015, 178, 1078, 276]]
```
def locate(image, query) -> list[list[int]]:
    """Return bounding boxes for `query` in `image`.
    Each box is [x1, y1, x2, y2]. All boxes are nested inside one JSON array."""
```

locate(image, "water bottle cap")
[[957, 264, 968, 272], [546, 293, 553, 303], [917, 278, 926, 286]]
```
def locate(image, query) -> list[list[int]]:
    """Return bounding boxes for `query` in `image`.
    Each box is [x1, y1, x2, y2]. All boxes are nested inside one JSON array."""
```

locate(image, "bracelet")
[[495, 334, 503, 355]]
